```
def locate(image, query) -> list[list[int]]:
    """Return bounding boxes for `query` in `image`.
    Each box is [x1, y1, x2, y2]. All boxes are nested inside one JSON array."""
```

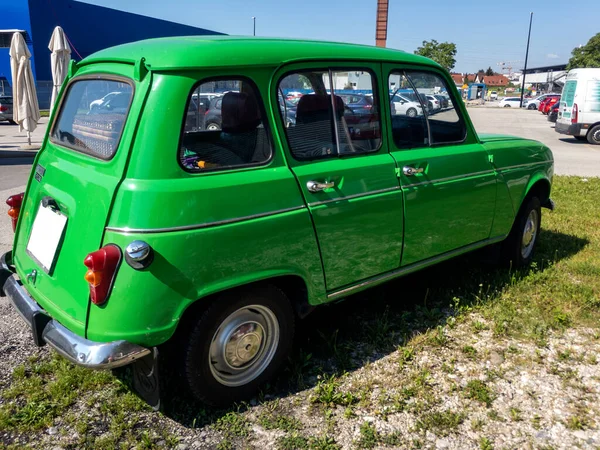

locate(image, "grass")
[[0, 176, 599, 447]]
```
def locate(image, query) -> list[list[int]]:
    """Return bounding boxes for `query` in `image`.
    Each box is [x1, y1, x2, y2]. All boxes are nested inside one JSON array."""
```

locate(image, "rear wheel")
[[500, 196, 541, 268], [587, 124, 600, 145], [406, 108, 417, 117], [528, 104, 536, 110], [504, 104, 511, 108], [206, 122, 221, 131], [182, 285, 294, 406]]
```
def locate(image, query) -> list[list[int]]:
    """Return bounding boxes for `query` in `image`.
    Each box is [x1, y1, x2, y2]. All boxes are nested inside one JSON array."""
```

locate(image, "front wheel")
[[406, 108, 417, 117], [205, 122, 221, 131], [504, 104, 511, 108], [182, 285, 294, 406], [587, 124, 600, 145], [500, 196, 541, 268]]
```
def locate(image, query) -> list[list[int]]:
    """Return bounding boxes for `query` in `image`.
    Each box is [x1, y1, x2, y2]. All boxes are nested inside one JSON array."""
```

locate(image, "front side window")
[[388, 72, 428, 149], [50, 79, 133, 159], [278, 69, 381, 160], [180, 79, 271, 172]]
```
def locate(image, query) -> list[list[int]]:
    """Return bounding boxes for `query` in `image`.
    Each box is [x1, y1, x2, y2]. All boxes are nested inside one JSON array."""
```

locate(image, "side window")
[[278, 69, 381, 160], [405, 70, 466, 144], [179, 79, 271, 172], [388, 72, 428, 149]]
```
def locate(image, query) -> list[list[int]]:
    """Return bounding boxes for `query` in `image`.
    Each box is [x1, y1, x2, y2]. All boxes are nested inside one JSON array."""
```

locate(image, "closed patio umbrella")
[[10, 32, 40, 146], [49, 26, 71, 109]]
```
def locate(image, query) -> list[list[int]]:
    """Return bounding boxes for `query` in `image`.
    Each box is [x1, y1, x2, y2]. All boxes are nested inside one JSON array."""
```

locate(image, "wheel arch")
[[522, 173, 552, 212]]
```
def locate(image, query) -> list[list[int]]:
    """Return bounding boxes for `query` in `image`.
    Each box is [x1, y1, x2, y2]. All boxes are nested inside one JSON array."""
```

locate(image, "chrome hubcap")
[[209, 305, 279, 387], [521, 209, 538, 259]]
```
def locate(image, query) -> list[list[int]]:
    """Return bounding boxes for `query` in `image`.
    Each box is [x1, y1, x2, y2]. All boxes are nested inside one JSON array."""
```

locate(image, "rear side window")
[[180, 79, 272, 172], [278, 69, 381, 160], [50, 79, 133, 160]]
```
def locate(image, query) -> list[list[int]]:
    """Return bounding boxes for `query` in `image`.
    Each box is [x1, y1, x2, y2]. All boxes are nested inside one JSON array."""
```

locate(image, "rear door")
[[384, 66, 497, 266], [275, 63, 404, 292], [12, 66, 148, 335]]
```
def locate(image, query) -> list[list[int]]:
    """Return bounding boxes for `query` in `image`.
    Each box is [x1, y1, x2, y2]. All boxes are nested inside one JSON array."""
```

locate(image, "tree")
[[414, 40, 457, 71], [486, 66, 495, 76], [567, 33, 600, 69]]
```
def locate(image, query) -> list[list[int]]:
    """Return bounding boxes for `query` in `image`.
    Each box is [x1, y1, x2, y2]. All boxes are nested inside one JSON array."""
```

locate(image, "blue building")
[[1, 0, 224, 108]]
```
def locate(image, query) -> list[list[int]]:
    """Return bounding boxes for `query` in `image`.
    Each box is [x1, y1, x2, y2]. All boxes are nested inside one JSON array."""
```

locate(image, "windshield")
[[50, 79, 133, 160]]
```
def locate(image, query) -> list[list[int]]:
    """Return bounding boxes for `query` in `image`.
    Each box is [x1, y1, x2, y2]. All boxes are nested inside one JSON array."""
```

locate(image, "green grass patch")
[[415, 410, 465, 435], [465, 380, 495, 407]]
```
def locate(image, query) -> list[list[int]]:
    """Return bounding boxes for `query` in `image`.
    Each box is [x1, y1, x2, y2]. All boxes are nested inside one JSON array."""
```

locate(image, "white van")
[[555, 68, 600, 144]]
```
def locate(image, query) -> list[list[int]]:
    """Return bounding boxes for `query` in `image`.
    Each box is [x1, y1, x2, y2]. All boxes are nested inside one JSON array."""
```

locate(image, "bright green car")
[[0, 37, 553, 406]]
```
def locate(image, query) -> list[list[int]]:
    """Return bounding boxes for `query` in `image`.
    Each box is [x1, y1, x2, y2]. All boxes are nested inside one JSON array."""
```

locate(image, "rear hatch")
[[11, 68, 145, 336], [557, 80, 577, 126]]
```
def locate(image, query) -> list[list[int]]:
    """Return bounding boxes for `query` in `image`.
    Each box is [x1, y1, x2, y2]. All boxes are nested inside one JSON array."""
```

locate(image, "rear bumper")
[[555, 122, 588, 137], [1, 251, 150, 369]]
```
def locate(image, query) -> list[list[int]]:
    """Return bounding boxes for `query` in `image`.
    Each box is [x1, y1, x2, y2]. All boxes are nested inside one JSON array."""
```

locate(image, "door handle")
[[307, 180, 335, 193], [403, 166, 424, 176]]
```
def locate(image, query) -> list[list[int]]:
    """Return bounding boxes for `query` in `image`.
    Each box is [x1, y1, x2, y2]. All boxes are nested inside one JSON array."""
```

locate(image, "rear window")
[[0, 97, 12, 104], [50, 79, 133, 160]]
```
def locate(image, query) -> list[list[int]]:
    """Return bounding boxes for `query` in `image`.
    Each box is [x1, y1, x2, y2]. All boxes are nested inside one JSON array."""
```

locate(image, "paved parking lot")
[[468, 107, 600, 177]]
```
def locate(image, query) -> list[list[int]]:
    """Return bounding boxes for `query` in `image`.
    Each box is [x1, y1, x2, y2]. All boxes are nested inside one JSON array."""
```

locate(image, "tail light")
[[0, 105, 8, 112], [572, 103, 578, 124], [6, 192, 25, 232], [83, 245, 122, 305]]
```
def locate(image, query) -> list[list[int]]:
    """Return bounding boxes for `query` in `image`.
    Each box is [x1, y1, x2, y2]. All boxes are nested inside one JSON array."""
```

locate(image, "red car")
[[539, 96, 560, 114]]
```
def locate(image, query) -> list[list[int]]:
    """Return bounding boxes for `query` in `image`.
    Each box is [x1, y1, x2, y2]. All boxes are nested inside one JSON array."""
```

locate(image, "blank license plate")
[[26, 204, 67, 273]]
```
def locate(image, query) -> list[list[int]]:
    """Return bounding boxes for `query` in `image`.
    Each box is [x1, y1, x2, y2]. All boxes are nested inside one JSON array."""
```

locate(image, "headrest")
[[221, 92, 261, 133], [296, 94, 344, 124]]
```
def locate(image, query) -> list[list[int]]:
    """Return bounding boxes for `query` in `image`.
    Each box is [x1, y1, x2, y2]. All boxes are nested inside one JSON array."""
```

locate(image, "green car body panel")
[[8, 37, 553, 348]]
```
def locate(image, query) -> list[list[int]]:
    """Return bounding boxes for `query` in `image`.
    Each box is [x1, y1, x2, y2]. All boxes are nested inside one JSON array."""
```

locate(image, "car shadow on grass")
[[140, 229, 588, 428]]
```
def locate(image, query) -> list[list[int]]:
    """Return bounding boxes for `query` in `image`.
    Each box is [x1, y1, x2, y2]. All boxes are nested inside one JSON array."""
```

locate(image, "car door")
[[275, 63, 404, 291], [384, 66, 497, 266]]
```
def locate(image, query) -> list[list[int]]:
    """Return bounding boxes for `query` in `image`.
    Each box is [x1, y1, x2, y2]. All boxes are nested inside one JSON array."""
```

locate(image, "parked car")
[[547, 103, 559, 123], [556, 68, 600, 144], [499, 97, 521, 107], [203, 96, 223, 130], [389, 92, 424, 117], [89, 91, 130, 112], [540, 97, 559, 115], [0, 37, 554, 407], [426, 95, 441, 110], [338, 93, 374, 115], [0, 96, 15, 124], [490, 91, 498, 100], [523, 94, 560, 110], [434, 94, 449, 108]]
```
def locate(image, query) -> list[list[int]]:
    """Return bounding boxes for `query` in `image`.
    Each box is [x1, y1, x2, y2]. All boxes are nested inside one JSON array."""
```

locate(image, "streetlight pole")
[[520, 12, 533, 108], [252, 17, 256, 36]]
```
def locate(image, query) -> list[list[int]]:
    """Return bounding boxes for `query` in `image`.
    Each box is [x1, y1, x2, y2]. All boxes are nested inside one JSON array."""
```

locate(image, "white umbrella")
[[48, 26, 71, 109], [9, 32, 40, 145]]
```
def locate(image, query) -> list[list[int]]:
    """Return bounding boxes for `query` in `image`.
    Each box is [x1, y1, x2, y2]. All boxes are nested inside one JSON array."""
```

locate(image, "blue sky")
[[81, 0, 598, 74]]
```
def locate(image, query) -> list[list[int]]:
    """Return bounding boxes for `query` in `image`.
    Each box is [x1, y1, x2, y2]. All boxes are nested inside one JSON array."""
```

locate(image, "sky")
[[80, 0, 599, 74]]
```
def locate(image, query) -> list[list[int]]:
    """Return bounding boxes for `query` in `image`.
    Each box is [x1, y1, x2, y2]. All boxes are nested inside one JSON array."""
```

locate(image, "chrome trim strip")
[[308, 186, 400, 207], [402, 169, 495, 189], [326, 236, 505, 299], [105, 205, 307, 234], [497, 161, 553, 172]]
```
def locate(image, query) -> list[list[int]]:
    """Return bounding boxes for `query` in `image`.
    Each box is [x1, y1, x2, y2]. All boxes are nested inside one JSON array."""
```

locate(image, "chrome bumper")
[[0, 251, 150, 369]]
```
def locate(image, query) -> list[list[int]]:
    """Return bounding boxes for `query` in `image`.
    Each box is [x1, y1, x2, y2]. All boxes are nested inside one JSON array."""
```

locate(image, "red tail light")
[[0, 105, 8, 112], [6, 192, 24, 232], [572, 103, 578, 124], [83, 245, 122, 305]]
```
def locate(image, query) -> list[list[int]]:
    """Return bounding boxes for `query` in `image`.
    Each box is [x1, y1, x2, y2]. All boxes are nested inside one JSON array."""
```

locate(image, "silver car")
[[0, 96, 15, 124]]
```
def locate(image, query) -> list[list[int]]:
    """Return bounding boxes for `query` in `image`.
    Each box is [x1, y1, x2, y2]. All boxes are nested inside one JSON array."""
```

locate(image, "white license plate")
[[26, 204, 68, 273]]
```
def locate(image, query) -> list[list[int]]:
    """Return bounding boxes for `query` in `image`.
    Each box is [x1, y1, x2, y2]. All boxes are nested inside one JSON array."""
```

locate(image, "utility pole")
[[520, 12, 533, 108], [252, 17, 256, 36]]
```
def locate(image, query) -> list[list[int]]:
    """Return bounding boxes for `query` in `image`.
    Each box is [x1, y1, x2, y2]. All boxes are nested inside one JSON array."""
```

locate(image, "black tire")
[[528, 104, 536, 110], [406, 108, 417, 118], [205, 122, 221, 131], [182, 284, 294, 406], [504, 104, 511, 108], [586, 124, 600, 145], [500, 196, 541, 268], [8, 120, 17, 125]]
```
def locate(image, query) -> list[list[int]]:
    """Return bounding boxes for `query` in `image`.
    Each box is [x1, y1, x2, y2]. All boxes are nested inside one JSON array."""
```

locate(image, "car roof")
[[81, 36, 439, 72]]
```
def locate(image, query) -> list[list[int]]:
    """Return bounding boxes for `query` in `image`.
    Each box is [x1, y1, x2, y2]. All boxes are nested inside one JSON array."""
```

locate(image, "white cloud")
[[547, 53, 559, 59]]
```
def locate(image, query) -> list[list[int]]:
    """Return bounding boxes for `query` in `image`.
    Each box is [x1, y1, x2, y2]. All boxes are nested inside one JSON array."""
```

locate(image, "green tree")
[[414, 40, 457, 71], [486, 67, 495, 76], [567, 33, 600, 69]]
